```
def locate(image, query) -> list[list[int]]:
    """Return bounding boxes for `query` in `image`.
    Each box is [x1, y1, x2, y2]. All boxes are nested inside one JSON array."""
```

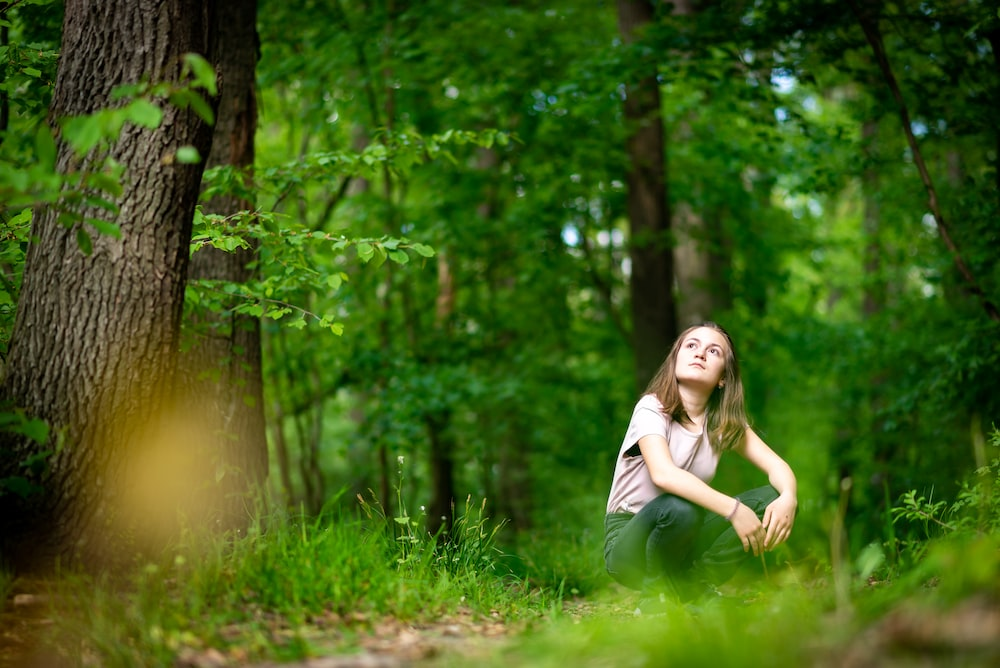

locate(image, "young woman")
[[604, 322, 797, 609]]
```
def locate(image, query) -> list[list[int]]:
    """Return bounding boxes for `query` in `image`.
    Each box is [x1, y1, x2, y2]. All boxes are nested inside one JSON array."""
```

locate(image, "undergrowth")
[[35, 483, 555, 667], [4, 430, 998, 667]]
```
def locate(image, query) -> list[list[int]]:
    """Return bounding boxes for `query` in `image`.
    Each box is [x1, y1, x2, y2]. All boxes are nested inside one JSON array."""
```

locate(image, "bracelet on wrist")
[[725, 498, 741, 522]]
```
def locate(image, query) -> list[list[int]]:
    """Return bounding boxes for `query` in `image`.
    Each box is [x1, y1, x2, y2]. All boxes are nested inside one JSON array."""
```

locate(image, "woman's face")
[[674, 326, 729, 390]]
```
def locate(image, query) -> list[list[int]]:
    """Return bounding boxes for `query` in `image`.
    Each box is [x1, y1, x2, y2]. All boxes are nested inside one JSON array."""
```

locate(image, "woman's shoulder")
[[634, 393, 667, 418], [636, 393, 664, 410]]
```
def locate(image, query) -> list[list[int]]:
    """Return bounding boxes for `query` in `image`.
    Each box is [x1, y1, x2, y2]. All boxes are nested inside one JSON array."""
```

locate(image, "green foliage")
[[0, 207, 31, 356], [44, 492, 547, 666], [478, 586, 825, 668], [186, 207, 435, 335], [357, 457, 509, 581], [0, 400, 51, 500], [889, 428, 1000, 568]]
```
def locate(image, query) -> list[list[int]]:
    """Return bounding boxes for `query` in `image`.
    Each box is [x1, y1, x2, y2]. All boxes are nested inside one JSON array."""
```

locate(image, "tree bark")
[[178, 0, 267, 532], [617, 0, 678, 394], [0, 0, 215, 571]]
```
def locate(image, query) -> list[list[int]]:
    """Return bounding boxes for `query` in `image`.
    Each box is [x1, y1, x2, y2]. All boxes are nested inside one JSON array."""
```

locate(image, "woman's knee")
[[644, 494, 702, 533], [739, 485, 780, 514]]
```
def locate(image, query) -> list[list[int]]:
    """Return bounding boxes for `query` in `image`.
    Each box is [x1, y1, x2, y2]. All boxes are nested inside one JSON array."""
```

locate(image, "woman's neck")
[[678, 385, 709, 427]]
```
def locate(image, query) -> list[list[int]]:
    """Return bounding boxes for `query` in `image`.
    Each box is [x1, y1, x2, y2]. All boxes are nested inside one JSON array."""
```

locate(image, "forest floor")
[[3, 585, 1000, 668]]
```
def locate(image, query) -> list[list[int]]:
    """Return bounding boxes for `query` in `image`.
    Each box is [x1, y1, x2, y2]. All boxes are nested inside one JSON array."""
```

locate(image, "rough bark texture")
[[177, 0, 267, 532], [617, 0, 678, 394], [0, 0, 215, 571]]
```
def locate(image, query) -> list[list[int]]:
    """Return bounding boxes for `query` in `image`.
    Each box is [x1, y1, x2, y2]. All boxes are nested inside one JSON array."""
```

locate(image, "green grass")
[[3, 514, 999, 667], [5, 436, 999, 667], [24, 498, 556, 666]]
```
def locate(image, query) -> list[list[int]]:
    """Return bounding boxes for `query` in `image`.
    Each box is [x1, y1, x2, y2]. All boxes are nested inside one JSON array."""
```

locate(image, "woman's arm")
[[736, 428, 798, 550], [638, 434, 768, 555]]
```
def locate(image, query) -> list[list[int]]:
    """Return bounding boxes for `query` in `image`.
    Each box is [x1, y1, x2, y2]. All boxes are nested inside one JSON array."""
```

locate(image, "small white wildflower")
[[420, 505, 425, 512], [397, 455, 405, 465]]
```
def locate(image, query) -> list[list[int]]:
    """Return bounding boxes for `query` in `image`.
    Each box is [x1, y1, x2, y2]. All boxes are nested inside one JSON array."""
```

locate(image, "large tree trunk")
[[0, 0, 215, 571], [178, 0, 266, 532], [617, 0, 678, 394]]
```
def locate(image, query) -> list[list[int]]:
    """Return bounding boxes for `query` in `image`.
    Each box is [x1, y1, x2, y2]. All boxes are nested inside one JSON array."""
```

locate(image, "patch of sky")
[[771, 71, 796, 94], [562, 224, 580, 247]]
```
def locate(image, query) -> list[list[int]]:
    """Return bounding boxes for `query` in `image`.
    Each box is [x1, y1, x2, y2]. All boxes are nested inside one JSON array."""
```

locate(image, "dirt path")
[[4, 587, 998, 668]]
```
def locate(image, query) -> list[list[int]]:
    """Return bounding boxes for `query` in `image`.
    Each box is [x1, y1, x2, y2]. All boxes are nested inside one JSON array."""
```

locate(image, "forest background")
[[0, 0, 998, 666]]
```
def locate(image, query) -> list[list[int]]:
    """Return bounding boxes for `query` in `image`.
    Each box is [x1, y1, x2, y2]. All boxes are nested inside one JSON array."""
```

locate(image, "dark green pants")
[[604, 485, 779, 598]]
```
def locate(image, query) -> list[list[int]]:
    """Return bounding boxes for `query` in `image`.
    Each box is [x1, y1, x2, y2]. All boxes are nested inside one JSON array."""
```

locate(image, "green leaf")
[[410, 243, 435, 258], [261, 214, 279, 234], [356, 242, 375, 263], [388, 249, 409, 264], [61, 115, 103, 156], [35, 124, 57, 170], [9, 209, 32, 227], [0, 476, 42, 499], [86, 218, 121, 239], [182, 53, 218, 96], [22, 67, 42, 78], [84, 194, 119, 213], [125, 98, 164, 129], [110, 82, 145, 100], [187, 93, 215, 125], [175, 146, 202, 164], [87, 170, 125, 198], [76, 227, 93, 255]]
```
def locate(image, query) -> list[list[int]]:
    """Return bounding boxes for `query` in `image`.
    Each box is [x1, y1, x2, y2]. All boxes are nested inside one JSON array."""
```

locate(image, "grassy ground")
[[2, 481, 999, 667]]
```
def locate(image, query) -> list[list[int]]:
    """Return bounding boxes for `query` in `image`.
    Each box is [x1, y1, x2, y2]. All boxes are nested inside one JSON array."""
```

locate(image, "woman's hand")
[[762, 493, 797, 551], [730, 503, 767, 556]]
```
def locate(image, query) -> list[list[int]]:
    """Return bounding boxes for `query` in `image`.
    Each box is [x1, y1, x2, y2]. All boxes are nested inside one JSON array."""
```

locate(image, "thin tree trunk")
[[0, 0, 215, 571], [674, 201, 713, 326], [861, 119, 884, 318], [617, 0, 678, 393]]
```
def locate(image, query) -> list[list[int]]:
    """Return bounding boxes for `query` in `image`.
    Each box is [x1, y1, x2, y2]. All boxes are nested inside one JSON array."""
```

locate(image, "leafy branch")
[[187, 207, 435, 335], [845, 0, 1000, 322]]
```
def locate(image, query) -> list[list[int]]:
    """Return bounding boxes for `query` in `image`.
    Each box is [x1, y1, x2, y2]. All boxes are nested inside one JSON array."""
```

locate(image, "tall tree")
[[617, 0, 677, 393], [664, 0, 715, 328], [0, 0, 216, 570], [178, 0, 266, 531]]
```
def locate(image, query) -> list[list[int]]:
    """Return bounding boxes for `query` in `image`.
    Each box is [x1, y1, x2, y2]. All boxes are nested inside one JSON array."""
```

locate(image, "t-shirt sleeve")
[[624, 396, 668, 455]]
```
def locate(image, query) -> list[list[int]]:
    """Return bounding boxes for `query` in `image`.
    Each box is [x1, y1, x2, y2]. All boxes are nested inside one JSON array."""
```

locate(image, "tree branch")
[[845, 0, 1000, 322]]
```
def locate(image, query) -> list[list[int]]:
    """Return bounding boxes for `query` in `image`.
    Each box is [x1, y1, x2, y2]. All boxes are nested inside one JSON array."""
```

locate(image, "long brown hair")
[[643, 322, 748, 452]]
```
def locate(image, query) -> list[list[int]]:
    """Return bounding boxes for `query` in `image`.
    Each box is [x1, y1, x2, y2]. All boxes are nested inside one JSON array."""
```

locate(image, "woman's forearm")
[[650, 465, 739, 518]]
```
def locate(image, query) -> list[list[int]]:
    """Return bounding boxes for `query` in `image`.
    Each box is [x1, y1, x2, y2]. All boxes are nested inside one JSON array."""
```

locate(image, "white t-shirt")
[[605, 394, 721, 514]]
